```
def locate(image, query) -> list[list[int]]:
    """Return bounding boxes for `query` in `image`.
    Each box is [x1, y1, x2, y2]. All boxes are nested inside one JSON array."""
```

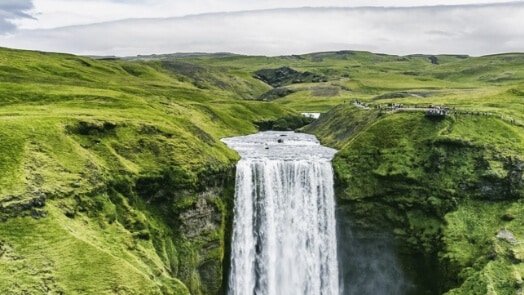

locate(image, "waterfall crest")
[[222, 131, 339, 295]]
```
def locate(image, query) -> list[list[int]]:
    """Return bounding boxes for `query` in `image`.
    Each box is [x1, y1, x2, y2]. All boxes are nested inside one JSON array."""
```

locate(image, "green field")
[[158, 51, 524, 118]]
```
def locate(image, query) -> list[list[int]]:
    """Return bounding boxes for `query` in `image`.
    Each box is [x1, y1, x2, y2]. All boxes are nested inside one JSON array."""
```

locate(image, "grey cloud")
[[0, 11, 17, 33], [425, 30, 458, 37], [0, 0, 33, 12], [0, 0, 34, 33], [2, 2, 524, 56]]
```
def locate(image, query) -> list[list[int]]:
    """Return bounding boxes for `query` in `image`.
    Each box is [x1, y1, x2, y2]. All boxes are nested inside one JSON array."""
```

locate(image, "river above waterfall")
[[221, 131, 337, 160], [222, 131, 340, 295]]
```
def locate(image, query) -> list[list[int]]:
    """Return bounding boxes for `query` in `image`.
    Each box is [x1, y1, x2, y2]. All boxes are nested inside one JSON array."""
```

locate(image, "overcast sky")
[[0, 0, 523, 56]]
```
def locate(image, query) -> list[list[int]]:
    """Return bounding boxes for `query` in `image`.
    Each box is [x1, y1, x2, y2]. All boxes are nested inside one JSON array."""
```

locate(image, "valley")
[[0, 47, 523, 294]]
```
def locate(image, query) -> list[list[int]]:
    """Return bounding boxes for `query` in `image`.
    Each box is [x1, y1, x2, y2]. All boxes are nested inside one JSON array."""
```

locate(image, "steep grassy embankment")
[[297, 52, 524, 294], [0, 47, 296, 294], [306, 104, 524, 294]]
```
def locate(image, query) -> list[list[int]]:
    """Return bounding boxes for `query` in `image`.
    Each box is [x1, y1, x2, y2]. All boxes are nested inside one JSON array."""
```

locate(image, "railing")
[[350, 100, 523, 127]]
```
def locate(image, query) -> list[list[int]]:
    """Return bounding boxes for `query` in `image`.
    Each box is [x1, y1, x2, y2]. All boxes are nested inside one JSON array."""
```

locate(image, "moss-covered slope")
[[0, 47, 295, 294], [306, 104, 524, 294]]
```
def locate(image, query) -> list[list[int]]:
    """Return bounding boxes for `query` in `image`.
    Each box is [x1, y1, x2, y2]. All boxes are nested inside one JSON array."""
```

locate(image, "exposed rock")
[[0, 195, 47, 221], [496, 228, 517, 245], [198, 259, 222, 294], [254, 66, 326, 87], [479, 181, 506, 199], [67, 120, 117, 136], [429, 56, 439, 65], [30, 209, 47, 219], [258, 87, 295, 101], [478, 157, 524, 200], [178, 193, 221, 239], [507, 157, 524, 196], [255, 115, 315, 132], [173, 186, 231, 295]]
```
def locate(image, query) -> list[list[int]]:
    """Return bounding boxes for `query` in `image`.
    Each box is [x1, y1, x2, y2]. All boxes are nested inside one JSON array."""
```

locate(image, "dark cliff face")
[[306, 105, 524, 294], [133, 167, 237, 295], [253, 66, 327, 88], [0, 164, 236, 295]]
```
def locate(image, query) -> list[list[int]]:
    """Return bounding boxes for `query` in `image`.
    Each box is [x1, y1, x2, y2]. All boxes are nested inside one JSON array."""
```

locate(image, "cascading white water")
[[222, 131, 339, 295]]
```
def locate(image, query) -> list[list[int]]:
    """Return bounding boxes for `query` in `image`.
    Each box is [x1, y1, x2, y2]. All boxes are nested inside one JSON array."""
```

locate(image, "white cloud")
[[13, 0, 524, 29], [12, 0, 154, 29], [1, 2, 523, 56]]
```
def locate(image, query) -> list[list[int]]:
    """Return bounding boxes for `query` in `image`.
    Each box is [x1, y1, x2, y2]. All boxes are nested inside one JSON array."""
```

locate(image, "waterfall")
[[222, 131, 339, 295]]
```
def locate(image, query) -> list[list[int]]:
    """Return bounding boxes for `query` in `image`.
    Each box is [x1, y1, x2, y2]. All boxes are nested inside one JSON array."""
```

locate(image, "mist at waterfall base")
[[222, 131, 412, 295], [336, 212, 415, 295]]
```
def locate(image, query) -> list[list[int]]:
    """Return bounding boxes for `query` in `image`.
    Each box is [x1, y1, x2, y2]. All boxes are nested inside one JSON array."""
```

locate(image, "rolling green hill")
[[0, 47, 294, 295], [144, 51, 523, 119], [1, 46, 523, 294]]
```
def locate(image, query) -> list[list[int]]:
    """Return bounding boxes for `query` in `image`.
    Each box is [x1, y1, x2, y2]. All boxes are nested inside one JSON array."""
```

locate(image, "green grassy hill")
[[150, 51, 523, 118], [305, 105, 524, 294], [1, 46, 523, 294], [0, 47, 295, 295]]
